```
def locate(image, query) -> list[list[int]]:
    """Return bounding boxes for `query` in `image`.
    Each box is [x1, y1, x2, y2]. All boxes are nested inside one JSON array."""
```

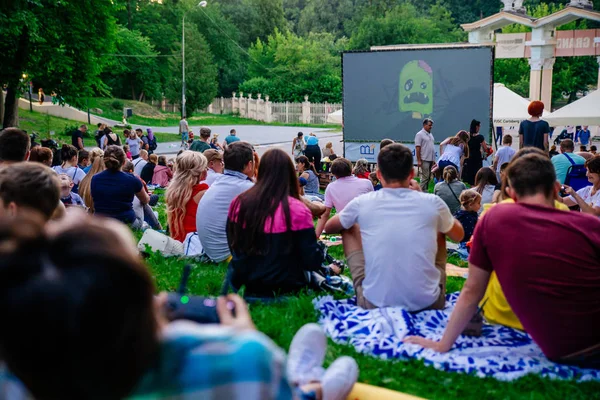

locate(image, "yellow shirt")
[[479, 199, 570, 331]]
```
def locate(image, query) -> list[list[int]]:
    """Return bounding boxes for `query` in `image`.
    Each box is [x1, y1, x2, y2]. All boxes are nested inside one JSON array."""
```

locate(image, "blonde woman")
[[78, 152, 105, 213], [322, 142, 334, 158], [83, 147, 104, 173], [166, 151, 209, 242]]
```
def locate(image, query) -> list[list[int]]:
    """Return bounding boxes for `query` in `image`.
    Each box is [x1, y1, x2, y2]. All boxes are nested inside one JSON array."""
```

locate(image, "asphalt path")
[[136, 125, 343, 157]]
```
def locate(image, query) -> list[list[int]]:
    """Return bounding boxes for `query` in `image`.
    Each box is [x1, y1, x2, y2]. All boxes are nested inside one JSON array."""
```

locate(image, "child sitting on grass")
[[57, 174, 85, 209], [454, 189, 481, 245]]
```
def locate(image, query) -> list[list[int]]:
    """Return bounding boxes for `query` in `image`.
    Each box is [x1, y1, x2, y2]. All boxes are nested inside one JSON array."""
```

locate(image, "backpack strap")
[[446, 182, 461, 204], [563, 153, 576, 166]]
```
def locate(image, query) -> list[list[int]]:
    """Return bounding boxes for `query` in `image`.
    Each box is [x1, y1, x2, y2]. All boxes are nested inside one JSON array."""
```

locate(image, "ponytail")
[[443, 165, 458, 183], [60, 144, 78, 164]]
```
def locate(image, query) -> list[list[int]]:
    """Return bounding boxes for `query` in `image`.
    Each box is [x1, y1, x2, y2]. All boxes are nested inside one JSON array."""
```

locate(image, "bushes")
[[111, 99, 124, 111]]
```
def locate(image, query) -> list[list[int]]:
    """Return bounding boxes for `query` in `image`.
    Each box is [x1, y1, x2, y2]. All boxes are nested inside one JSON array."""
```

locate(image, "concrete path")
[[130, 130, 343, 157]]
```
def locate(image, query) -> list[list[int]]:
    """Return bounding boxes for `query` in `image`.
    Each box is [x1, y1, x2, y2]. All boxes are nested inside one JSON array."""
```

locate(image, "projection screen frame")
[[341, 43, 495, 162]]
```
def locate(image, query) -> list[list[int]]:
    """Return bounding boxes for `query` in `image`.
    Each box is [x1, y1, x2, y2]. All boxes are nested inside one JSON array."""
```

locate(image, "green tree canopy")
[[348, 3, 465, 50], [101, 26, 162, 101], [166, 23, 219, 116], [240, 30, 344, 102], [0, 0, 117, 127]]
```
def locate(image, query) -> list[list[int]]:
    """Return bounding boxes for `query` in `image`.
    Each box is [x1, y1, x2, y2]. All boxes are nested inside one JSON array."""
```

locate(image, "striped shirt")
[[0, 321, 293, 400]]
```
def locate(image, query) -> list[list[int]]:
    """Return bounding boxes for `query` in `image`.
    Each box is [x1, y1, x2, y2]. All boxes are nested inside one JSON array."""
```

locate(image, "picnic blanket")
[[314, 293, 600, 382]]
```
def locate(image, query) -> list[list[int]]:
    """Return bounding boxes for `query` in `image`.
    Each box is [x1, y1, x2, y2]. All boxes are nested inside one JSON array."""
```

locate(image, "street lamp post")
[[181, 1, 207, 119], [22, 74, 32, 112]]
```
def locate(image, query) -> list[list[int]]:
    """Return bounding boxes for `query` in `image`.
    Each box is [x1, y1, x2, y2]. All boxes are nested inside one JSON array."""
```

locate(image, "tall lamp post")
[[22, 74, 32, 112], [182, 1, 208, 119]]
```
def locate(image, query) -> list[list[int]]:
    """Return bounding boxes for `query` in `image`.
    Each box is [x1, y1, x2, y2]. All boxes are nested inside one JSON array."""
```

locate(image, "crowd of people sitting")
[[0, 99, 599, 399]]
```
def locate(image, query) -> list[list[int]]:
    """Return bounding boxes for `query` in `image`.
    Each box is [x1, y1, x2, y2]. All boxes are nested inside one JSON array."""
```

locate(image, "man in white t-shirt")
[[315, 158, 373, 237], [325, 144, 464, 311], [492, 135, 516, 181], [415, 118, 435, 192]]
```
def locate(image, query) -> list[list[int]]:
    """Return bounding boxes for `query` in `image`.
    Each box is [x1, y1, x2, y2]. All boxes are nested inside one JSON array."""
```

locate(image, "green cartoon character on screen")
[[399, 60, 433, 119]]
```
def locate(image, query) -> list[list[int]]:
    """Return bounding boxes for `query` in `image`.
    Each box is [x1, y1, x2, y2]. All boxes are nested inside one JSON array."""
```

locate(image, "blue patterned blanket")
[[314, 293, 600, 382]]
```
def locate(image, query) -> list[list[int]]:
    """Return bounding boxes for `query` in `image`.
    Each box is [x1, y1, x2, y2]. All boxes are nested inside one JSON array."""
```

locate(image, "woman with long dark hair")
[[474, 167, 498, 212], [227, 148, 324, 297], [462, 119, 489, 185], [52, 144, 87, 194]]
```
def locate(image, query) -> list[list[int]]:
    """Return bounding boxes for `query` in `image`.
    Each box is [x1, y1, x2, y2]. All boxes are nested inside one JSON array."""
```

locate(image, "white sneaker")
[[287, 323, 327, 386], [321, 356, 359, 400]]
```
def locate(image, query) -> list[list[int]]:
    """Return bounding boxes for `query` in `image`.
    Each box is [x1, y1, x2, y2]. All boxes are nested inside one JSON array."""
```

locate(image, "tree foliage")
[[166, 23, 219, 116], [101, 26, 162, 101], [348, 3, 466, 50], [0, 0, 117, 127], [240, 30, 344, 102]]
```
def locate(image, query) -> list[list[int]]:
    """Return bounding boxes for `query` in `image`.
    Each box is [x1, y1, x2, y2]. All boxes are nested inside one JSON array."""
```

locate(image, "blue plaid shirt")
[[0, 321, 293, 400]]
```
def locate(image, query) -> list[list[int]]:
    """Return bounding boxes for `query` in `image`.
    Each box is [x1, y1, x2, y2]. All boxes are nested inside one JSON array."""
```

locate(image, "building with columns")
[[461, 1, 600, 111]]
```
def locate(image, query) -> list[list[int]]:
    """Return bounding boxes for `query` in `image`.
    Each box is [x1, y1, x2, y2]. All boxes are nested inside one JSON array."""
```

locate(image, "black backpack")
[[148, 136, 158, 151], [564, 153, 589, 191]]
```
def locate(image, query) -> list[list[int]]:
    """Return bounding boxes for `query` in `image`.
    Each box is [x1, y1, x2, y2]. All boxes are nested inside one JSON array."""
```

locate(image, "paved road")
[[155, 128, 343, 157], [88, 124, 343, 157]]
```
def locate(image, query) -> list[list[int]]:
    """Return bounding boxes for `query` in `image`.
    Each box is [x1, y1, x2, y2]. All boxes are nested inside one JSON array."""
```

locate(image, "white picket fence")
[[147, 94, 342, 124]]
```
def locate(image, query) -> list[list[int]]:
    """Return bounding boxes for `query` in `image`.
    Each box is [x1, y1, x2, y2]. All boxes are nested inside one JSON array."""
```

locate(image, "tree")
[[166, 23, 218, 116], [297, 0, 356, 38], [187, 4, 247, 97], [348, 3, 465, 50], [241, 30, 343, 102], [101, 26, 162, 101], [0, 0, 117, 128]]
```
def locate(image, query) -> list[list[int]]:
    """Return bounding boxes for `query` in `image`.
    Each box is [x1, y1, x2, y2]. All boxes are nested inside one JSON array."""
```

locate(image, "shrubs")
[[111, 99, 124, 110]]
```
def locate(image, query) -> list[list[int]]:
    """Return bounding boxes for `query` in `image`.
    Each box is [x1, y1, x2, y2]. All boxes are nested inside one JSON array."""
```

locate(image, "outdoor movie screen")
[[342, 46, 493, 146]]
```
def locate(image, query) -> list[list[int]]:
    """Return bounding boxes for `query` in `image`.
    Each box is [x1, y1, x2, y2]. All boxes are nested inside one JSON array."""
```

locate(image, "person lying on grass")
[[315, 157, 373, 238], [227, 148, 331, 297], [325, 143, 464, 311], [405, 154, 600, 368], [0, 212, 358, 400]]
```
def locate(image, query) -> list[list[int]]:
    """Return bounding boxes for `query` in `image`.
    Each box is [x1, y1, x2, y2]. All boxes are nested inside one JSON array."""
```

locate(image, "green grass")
[[17, 109, 179, 148], [139, 193, 600, 399], [87, 97, 339, 128]]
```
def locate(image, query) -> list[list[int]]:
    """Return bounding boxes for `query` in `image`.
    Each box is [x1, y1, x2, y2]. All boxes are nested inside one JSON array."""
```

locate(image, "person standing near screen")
[[415, 118, 435, 192], [519, 101, 549, 152]]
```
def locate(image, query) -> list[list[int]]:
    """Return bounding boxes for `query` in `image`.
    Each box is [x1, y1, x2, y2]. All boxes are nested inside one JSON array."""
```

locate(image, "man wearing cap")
[[202, 149, 224, 186], [189, 128, 212, 153]]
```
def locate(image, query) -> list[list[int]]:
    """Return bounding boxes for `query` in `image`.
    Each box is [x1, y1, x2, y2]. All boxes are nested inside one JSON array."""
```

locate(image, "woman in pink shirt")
[[152, 156, 173, 187], [315, 158, 373, 237]]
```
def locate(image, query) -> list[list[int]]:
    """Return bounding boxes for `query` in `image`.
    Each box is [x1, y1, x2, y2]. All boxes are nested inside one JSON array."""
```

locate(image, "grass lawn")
[[139, 190, 600, 400], [87, 97, 339, 129], [17, 109, 178, 148]]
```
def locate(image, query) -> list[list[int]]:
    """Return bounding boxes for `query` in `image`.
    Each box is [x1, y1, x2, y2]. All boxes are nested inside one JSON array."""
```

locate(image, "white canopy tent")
[[327, 109, 343, 124], [492, 83, 549, 127], [326, 83, 549, 126], [544, 90, 600, 127]]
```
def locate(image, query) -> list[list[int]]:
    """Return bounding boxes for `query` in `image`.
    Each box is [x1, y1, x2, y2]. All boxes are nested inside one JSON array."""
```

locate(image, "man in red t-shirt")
[[405, 153, 600, 367]]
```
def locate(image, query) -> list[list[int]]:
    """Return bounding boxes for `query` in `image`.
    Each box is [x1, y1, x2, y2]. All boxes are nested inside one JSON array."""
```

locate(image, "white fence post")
[[302, 95, 310, 124], [265, 96, 272, 122], [232, 92, 238, 114]]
